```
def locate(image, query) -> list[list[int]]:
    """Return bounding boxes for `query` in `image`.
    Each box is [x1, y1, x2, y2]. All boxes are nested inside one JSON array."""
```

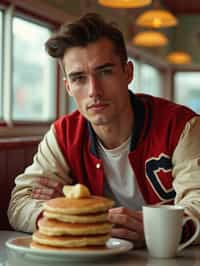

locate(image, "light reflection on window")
[[128, 58, 162, 97], [139, 63, 162, 97], [12, 17, 56, 121], [174, 72, 200, 113]]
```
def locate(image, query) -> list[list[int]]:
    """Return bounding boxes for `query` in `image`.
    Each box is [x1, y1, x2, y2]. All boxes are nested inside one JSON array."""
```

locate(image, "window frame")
[[0, 9, 3, 119], [0, 1, 69, 137]]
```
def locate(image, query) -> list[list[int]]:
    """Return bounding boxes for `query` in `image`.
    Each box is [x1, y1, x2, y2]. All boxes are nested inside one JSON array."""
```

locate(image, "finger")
[[32, 187, 62, 199], [109, 207, 143, 222], [32, 187, 53, 196], [111, 227, 145, 248], [108, 213, 143, 233], [111, 227, 139, 241], [38, 177, 64, 193], [32, 191, 62, 200], [32, 193, 52, 200]]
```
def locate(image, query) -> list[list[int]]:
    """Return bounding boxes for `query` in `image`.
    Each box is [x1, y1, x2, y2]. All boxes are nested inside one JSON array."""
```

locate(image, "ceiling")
[[163, 0, 200, 14], [48, 0, 200, 66]]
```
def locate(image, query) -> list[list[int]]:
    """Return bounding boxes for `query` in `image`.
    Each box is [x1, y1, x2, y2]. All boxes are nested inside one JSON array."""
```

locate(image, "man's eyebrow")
[[68, 71, 84, 79], [94, 63, 115, 71], [67, 63, 115, 79]]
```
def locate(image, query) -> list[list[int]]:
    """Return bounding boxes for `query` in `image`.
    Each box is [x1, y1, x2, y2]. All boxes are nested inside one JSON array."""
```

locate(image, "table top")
[[1, 230, 200, 266]]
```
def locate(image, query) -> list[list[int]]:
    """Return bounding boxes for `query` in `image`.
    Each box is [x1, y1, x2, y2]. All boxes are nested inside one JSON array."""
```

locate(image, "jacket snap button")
[[96, 163, 101, 169]]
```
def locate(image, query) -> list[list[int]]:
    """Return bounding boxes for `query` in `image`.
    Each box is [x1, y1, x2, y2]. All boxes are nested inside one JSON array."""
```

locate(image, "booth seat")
[[0, 137, 41, 230]]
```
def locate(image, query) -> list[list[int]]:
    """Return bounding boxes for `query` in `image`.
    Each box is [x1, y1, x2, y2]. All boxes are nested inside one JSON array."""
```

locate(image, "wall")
[[0, 137, 40, 230]]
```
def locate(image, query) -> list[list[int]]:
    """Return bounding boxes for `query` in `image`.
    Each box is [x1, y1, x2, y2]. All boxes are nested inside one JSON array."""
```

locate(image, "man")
[[8, 13, 200, 248]]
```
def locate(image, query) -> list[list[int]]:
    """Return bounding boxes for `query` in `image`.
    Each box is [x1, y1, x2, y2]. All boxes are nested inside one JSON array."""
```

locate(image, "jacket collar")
[[87, 91, 151, 156]]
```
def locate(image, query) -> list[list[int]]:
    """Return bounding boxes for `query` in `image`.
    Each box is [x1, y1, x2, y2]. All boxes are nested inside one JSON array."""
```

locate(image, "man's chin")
[[89, 117, 109, 126]]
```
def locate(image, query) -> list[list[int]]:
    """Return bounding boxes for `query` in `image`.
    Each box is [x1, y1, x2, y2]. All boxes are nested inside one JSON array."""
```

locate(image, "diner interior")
[[0, 0, 200, 232], [1, 1, 200, 265]]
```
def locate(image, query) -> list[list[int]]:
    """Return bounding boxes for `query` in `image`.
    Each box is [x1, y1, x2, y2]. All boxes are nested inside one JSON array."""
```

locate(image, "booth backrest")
[[0, 137, 41, 230]]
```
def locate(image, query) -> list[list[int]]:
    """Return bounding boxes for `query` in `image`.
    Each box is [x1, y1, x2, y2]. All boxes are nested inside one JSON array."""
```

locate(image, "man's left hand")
[[108, 207, 145, 248]]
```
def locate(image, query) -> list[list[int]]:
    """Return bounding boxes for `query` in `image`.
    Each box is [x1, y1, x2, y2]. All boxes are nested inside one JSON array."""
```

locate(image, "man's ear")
[[63, 78, 73, 96], [126, 61, 134, 84]]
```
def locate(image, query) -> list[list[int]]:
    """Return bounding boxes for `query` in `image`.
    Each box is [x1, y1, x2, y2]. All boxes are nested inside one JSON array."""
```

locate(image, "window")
[[12, 17, 55, 121], [0, 5, 57, 130], [128, 57, 162, 97], [128, 57, 140, 93], [68, 97, 76, 113], [174, 72, 200, 113], [139, 63, 162, 97]]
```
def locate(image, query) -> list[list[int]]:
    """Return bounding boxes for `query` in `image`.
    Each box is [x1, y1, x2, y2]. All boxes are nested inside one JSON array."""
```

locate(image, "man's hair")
[[45, 13, 127, 65]]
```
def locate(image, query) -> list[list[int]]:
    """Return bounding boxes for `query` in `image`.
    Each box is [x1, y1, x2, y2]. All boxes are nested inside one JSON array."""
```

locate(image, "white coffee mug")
[[143, 205, 200, 258]]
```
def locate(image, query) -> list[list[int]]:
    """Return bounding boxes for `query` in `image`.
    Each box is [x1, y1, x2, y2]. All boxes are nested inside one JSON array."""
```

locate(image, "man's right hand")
[[31, 177, 64, 200]]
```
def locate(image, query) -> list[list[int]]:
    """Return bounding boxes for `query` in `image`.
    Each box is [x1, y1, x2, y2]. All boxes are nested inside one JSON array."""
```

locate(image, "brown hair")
[[45, 13, 127, 65]]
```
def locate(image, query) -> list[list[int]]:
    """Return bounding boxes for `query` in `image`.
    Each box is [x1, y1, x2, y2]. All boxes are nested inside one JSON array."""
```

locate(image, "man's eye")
[[99, 68, 112, 77], [71, 76, 86, 83]]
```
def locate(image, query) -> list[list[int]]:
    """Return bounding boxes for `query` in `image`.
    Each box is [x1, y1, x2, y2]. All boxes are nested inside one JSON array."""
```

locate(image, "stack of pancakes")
[[31, 186, 114, 250]]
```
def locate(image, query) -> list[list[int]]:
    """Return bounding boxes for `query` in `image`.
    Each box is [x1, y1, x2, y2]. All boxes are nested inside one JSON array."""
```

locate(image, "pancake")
[[43, 210, 108, 223], [30, 240, 107, 250], [32, 231, 110, 247], [43, 196, 114, 215], [38, 217, 112, 236], [32, 185, 114, 249]]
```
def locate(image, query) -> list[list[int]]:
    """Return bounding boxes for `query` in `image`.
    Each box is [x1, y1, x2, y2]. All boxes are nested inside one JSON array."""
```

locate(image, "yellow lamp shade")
[[166, 51, 192, 64], [136, 9, 178, 28], [98, 0, 152, 8], [132, 31, 168, 47]]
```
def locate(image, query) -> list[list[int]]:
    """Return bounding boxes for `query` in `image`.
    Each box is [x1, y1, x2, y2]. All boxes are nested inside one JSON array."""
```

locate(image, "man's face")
[[63, 38, 133, 127]]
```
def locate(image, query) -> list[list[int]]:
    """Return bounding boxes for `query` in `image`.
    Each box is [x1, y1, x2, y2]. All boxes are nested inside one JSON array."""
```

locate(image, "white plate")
[[6, 236, 133, 262]]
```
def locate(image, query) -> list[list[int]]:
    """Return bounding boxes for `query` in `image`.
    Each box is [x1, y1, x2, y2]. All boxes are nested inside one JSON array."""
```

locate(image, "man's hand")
[[108, 207, 145, 248], [31, 177, 64, 200]]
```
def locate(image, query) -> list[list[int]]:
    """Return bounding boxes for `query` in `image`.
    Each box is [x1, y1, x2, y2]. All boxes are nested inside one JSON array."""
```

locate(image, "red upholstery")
[[0, 137, 41, 230]]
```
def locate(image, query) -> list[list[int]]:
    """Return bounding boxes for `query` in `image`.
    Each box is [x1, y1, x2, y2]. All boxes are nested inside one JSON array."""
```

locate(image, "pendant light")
[[166, 51, 192, 64], [132, 31, 168, 47], [98, 0, 152, 8], [136, 9, 178, 28]]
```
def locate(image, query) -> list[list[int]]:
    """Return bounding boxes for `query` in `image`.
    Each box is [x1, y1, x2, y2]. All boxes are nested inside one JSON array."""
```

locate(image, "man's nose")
[[88, 75, 102, 97]]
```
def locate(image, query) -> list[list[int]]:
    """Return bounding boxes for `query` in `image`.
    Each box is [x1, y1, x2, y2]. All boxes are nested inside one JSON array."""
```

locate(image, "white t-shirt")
[[97, 137, 145, 210]]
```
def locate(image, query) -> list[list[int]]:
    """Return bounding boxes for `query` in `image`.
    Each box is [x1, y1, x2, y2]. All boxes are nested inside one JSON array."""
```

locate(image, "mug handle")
[[178, 216, 200, 252]]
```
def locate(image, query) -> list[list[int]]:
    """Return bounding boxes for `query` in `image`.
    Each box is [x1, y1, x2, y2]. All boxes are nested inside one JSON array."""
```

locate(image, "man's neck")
[[92, 109, 134, 150]]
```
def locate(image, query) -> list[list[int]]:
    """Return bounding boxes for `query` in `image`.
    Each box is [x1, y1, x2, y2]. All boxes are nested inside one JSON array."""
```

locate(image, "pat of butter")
[[63, 184, 90, 199]]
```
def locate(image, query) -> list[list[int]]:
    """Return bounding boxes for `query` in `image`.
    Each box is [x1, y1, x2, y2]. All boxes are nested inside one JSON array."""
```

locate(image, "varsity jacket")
[[54, 92, 196, 205], [8, 92, 200, 237]]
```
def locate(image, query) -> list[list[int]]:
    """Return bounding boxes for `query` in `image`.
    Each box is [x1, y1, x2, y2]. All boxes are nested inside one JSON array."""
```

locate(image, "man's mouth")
[[87, 101, 108, 110], [87, 102, 109, 111]]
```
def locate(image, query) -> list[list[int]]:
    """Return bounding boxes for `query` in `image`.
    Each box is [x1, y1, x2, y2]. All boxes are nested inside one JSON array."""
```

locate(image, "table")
[[0, 230, 200, 266]]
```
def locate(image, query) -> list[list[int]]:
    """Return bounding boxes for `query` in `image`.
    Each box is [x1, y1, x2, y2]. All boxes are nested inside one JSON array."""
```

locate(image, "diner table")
[[0, 230, 200, 266]]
